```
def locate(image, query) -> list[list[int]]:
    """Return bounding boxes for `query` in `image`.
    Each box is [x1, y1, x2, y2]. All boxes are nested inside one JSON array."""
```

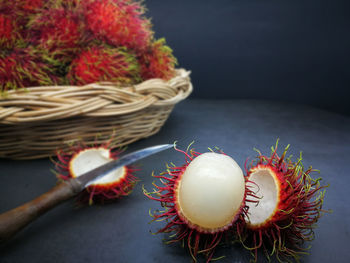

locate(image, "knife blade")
[[0, 144, 173, 243]]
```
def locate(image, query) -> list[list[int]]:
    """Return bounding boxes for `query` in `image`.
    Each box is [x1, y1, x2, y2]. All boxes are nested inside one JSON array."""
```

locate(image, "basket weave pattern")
[[0, 69, 192, 159]]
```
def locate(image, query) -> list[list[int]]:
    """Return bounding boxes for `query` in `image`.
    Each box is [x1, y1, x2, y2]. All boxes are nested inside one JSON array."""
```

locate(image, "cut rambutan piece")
[[54, 143, 138, 204], [144, 145, 253, 262], [0, 47, 58, 93], [67, 46, 141, 85], [28, 7, 84, 58], [240, 141, 328, 262], [139, 38, 177, 81], [84, 0, 152, 51]]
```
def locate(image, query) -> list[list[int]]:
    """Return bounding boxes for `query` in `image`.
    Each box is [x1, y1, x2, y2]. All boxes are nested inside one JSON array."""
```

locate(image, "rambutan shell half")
[[245, 165, 280, 228], [69, 148, 127, 188]]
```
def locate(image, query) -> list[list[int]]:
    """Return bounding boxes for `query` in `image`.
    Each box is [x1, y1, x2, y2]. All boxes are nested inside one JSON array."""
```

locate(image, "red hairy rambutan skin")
[[0, 14, 24, 49], [67, 46, 141, 85], [84, 0, 153, 51], [1, 0, 43, 12], [3, 0, 45, 29], [28, 8, 84, 57], [239, 142, 329, 262], [0, 47, 58, 93], [139, 38, 177, 80], [17, 0, 44, 12], [45, 0, 80, 8]]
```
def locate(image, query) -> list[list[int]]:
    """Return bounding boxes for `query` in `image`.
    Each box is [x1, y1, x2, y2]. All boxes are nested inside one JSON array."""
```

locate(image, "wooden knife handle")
[[0, 179, 82, 243]]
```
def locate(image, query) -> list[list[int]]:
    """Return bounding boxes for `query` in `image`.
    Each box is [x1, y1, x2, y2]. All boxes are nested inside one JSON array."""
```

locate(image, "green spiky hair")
[[139, 38, 177, 80], [0, 47, 59, 94]]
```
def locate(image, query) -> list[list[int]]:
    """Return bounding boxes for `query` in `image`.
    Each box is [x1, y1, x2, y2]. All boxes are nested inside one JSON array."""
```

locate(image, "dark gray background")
[[147, 0, 350, 115]]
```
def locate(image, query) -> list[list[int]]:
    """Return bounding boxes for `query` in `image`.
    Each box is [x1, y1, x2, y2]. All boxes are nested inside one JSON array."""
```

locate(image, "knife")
[[0, 144, 173, 243]]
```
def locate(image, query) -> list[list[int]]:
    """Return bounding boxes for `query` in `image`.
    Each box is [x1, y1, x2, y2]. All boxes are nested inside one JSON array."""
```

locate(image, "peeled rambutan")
[[0, 14, 24, 49], [144, 145, 254, 262], [139, 38, 177, 80], [84, 0, 152, 51], [239, 141, 328, 262], [0, 47, 58, 93], [53, 141, 138, 204], [67, 46, 141, 85], [28, 7, 84, 58]]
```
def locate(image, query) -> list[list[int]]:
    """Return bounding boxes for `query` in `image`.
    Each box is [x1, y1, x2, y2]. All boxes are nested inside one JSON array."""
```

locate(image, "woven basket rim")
[[0, 68, 192, 125]]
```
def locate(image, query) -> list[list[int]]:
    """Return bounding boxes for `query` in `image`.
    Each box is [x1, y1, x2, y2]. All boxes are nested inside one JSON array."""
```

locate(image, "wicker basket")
[[0, 69, 192, 159]]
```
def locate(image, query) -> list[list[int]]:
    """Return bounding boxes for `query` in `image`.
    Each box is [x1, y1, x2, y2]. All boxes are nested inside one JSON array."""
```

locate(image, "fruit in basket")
[[84, 0, 152, 51], [54, 141, 138, 205], [0, 14, 23, 49], [139, 38, 177, 80], [239, 141, 328, 262], [13, 0, 45, 12], [67, 46, 141, 85], [0, 0, 177, 93], [28, 7, 84, 57], [144, 145, 253, 262], [0, 47, 58, 92]]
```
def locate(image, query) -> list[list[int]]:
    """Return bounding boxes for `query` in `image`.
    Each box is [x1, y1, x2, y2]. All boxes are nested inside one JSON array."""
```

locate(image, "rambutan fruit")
[[54, 141, 138, 205], [0, 13, 24, 49], [67, 46, 141, 86], [14, 0, 45, 12], [28, 7, 84, 59], [144, 145, 254, 262], [84, 0, 152, 51], [4, 0, 45, 29], [139, 38, 177, 81], [239, 141, 328, 262], [0, 47, 58, 93], [46, 0, 82, 9]]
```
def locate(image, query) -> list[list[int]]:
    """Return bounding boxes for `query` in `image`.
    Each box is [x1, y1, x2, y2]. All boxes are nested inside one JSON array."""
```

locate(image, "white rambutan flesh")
[[176, 152, 245, 232], [246, 167, 278, 226], [69, 148, 126, 186]]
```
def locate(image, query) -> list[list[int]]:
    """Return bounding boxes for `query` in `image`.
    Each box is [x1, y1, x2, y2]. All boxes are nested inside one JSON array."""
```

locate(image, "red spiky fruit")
[[5, 0, 45, 29], [28, 7, 84, 58], [0, 14, 24, 49], [144, 145, 253, 262], [84, 0, 152, 51], [0, 47, 58, 93], [139, 38, 177, 80], [67, 46, 141, 85], [0, 0, 44, 13], [239, 142, 328, 262], [12, 0, 44, 12], [54, 141, 138, 204]]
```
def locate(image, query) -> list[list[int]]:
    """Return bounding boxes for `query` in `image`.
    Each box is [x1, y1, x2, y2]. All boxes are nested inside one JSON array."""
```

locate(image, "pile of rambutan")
[[0, 0, 177, 94]]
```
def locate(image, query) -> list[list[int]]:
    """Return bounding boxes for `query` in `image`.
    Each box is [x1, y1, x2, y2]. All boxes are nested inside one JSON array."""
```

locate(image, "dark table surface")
[[1, 99, 349, 263]]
